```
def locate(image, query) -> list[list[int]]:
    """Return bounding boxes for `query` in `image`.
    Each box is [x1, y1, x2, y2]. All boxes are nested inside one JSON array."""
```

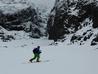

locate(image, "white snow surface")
[[0, 31, 98, 74]]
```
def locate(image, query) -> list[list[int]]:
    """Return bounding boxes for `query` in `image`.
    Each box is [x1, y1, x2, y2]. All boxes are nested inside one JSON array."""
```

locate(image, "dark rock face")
[[47, 14, 65, 39], [47, 1, 81, 40], [80, 2, 98, 28], [47, 6, 67, 39], [47, 0, 98, 45], [0, 7, 37, 31], [91, 35, 98, 45], [0, 5, 45, 38]]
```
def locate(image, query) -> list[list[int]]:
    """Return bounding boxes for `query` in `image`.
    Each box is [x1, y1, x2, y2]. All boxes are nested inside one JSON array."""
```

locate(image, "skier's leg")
[[29, 54, 36, 62], [36, 54, 40, 62]]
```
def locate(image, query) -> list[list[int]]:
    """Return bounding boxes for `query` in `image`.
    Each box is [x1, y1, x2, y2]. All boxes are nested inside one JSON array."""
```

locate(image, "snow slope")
[[0, 34, 98, 74], [0, 0, 34, 14], [0, 0, 55, 14]]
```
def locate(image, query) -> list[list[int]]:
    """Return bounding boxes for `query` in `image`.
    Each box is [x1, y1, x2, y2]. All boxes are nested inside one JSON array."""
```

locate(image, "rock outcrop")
[[47, 0, 98, 45], [0, 0, 46, 38]]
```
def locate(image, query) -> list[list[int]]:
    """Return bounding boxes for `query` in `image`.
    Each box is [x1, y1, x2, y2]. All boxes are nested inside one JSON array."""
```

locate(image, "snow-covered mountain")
[[0, 0, 98, 46], [0, 0, 54, 40], [47, 0, 98, 45]]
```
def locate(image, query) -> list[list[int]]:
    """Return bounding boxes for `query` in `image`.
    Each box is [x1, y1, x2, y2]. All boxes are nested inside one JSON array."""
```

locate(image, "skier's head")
[[37, 46, 40, 49]]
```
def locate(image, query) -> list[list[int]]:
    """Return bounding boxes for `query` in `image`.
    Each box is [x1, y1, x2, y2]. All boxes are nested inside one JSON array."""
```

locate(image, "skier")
[[29, 46, 42, 62]]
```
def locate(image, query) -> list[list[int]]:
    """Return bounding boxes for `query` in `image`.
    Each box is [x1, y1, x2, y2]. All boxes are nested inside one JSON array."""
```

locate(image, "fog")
[[32, 0, 55, 9]]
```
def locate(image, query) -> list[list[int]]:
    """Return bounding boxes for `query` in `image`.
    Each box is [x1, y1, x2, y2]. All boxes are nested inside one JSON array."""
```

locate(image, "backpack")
[[33, 48, 41, 54], [33, 48, 38, 53]]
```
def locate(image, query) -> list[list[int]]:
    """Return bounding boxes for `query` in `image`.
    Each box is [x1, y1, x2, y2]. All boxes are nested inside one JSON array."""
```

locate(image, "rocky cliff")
[[47, 0, 98, 45], [0, 0, 46, 40]]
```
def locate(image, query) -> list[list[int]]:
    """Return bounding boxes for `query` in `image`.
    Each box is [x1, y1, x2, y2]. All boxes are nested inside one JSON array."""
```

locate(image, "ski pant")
[[30, 53, 40, 62]]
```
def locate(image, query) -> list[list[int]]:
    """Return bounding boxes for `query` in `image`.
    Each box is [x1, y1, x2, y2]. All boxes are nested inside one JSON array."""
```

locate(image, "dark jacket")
[[33, 48, 41, 54]]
